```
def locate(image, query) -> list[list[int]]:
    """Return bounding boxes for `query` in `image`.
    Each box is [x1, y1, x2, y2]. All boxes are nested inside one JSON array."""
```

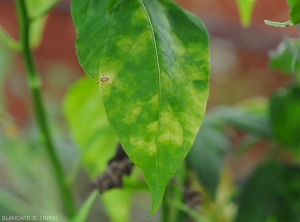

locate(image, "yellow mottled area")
[[122, 100, 145, 124], [130, 120, 157, 156], [158, 110, 183, 148], [131, 7, 148, 26], [116, 37, 132, 53]]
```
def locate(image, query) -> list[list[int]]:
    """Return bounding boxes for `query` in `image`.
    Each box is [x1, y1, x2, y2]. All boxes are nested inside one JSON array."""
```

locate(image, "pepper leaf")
[[72, 0, 209, 215]]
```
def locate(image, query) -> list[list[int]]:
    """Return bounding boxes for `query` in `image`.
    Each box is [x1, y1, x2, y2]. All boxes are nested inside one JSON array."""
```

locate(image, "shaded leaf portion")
[[235, 0, 257, 27], [269, 85, 300, 148], [287, 0, 300, 25], [72, 0, 209, 215], [235, 161, 300, 222], [63, 77, 132, 222]]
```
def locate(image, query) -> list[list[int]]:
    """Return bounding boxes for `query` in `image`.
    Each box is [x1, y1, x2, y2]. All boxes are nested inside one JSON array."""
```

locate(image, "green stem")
[[31, 0, 60, 21], [15, 0, 75, 218], [0, 26, 21, 51], [162, 189, 170, 222]]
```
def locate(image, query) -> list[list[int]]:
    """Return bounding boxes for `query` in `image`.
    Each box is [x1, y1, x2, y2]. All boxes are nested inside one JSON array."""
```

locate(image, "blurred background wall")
[[0, 0, 297, 125]]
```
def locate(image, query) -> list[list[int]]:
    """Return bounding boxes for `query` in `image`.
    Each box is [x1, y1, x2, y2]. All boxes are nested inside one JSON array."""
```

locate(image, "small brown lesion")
[[100, 75, 109, 84]]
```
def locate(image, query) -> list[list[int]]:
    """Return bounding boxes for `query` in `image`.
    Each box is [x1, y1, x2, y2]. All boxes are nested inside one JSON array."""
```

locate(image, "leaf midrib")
[[139, 0, 162, 203]]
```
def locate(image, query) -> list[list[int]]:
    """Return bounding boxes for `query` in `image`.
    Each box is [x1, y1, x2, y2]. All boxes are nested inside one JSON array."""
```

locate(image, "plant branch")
[[31, 0, 60, 21], [15, 0, 75, 218], [0, 26, 21, 51]]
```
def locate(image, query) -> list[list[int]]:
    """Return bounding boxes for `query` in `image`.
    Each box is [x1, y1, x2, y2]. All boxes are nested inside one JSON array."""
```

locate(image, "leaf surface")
[[72, 0, 209, 215]]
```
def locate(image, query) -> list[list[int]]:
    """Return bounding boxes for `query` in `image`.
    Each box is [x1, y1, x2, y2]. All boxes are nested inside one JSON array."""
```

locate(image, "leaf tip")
[[148, 205, 159, 217]]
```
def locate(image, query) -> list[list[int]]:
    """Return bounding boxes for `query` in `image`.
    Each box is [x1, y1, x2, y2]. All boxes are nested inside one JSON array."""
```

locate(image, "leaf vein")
[[139, 0, 162, 205]]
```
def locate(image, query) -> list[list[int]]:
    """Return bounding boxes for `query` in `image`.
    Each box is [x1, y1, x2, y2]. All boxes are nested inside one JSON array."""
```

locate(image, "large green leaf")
[[235, 161, 300, 222], [72, 0, 209, 215], [269, 85, 300, 148], [235, 0, 257, 27], [287, 0, 300, 25]]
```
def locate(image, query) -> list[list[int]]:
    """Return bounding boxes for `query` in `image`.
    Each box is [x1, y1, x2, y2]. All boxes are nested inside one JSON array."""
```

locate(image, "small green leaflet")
[[70, 191, 98, 222], [72, 0, 209, 215], [287, 0, 300, 25], [264, 20, 294, 28]]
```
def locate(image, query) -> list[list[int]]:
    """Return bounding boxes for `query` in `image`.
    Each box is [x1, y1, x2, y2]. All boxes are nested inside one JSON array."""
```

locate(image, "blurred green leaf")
[[213, 106, 273, 139], [101, 190, 132, 222], [63, 77, 133, 222], [71, 191, 98, 222], [0, 190, 40, 217], [235, 0, 257, 27], [287, 0, 300, 25], [269, 85, 300, 148], [264, 20, 294, 27], [63, 77, 118, 178], [187, 117, 229, 200], [235, 161, 300, 222], [269, 38, 300, 75], [0, 136, 66, 221]]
